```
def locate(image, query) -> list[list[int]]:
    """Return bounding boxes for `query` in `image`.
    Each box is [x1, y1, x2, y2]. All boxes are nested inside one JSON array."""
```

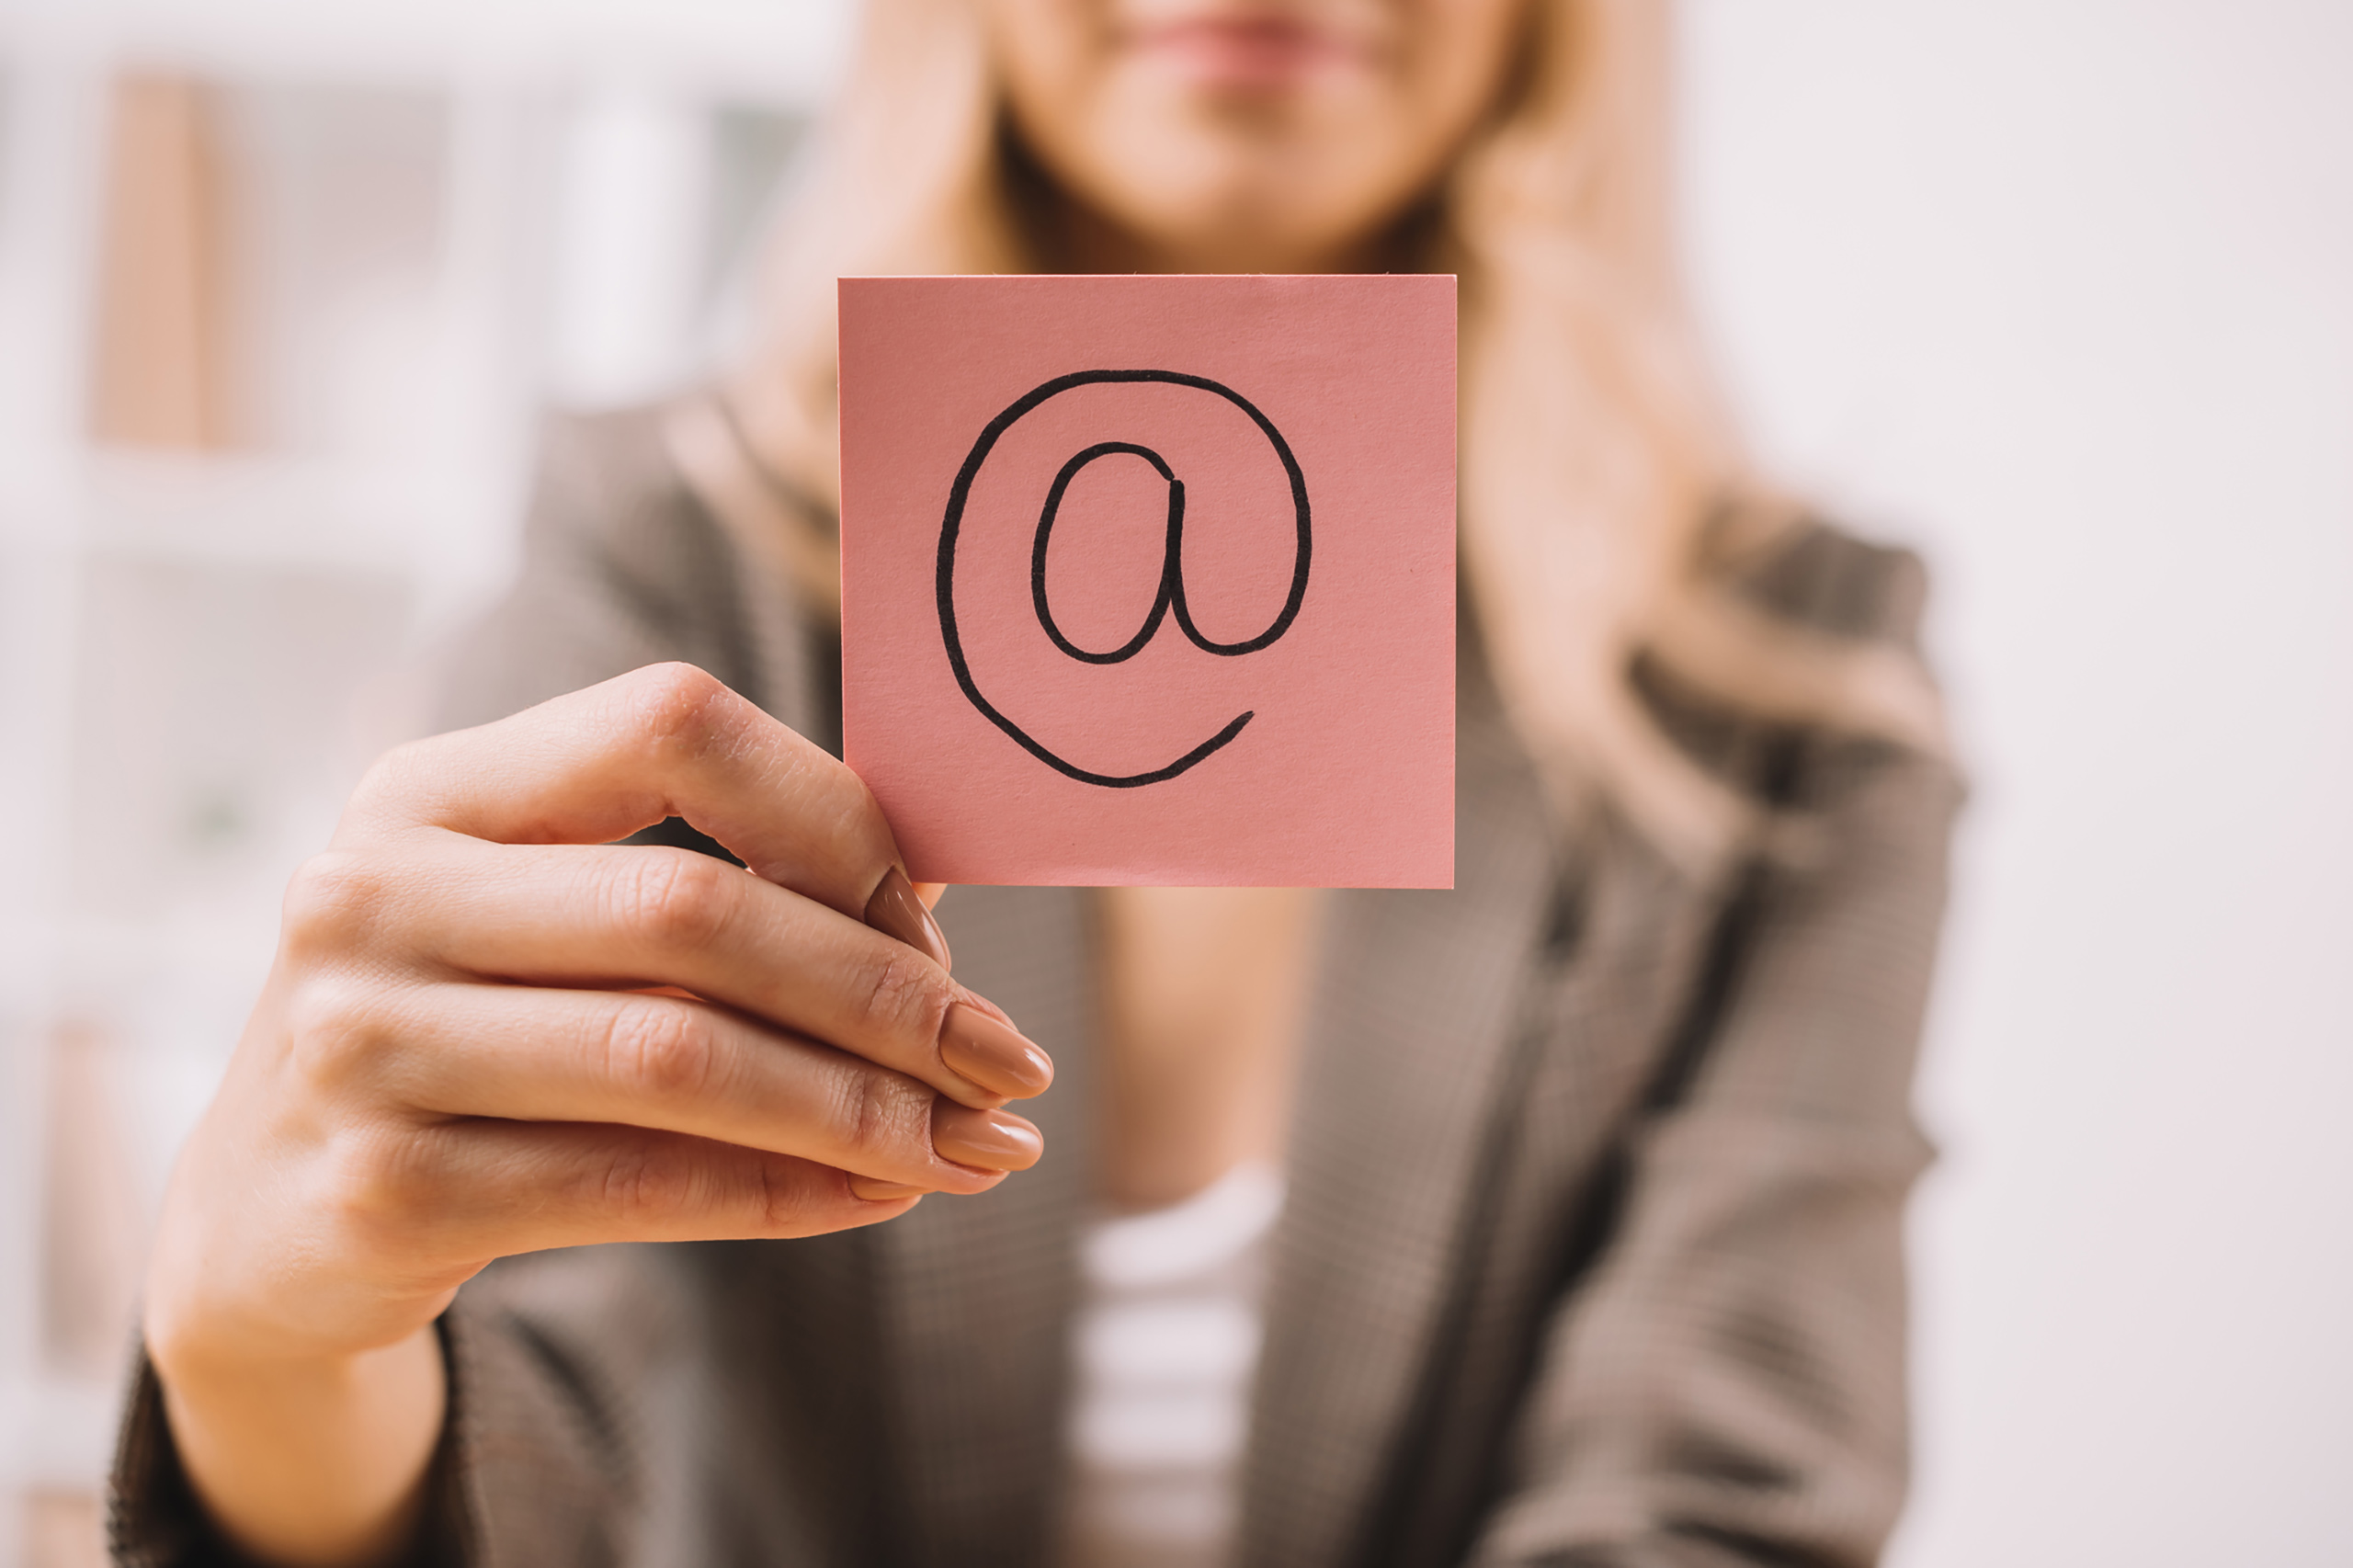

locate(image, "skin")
[[142, 3, 1526, 1562]]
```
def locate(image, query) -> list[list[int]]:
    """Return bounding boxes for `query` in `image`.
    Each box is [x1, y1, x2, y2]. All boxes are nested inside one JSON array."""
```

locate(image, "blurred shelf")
[[0, 452, 523, 583], [0, 0, 855, 102], [79, 449, 507, 575]]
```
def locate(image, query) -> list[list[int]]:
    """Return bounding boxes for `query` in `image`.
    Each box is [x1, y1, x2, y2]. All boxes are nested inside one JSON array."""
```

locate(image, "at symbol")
[[937, 369, 1312, 789]]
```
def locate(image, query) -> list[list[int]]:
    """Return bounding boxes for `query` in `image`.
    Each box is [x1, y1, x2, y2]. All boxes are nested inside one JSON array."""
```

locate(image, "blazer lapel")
[[1238, 710, 1561, 1568], [871, 883, 1095, 1568]]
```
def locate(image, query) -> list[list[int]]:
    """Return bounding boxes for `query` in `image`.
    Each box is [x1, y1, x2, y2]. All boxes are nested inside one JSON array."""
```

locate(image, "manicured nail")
[[864, 864, 951, 971], [938, 1003, 1054, 1099], [932, 1105, 1043, 1172], [849, 1176, 928, 1203]]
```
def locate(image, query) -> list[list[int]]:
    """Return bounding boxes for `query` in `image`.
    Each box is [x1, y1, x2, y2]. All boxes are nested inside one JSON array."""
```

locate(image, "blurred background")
[[0, 1, 2344, 1563]]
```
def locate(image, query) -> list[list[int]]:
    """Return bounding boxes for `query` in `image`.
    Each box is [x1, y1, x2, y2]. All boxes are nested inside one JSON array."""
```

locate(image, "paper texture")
[[838, 274, 1455, 887]]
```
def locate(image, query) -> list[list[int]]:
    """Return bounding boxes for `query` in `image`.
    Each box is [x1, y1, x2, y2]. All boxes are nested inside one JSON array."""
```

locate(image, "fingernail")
[[849, 1176, 928, 1202], [864, 864, 951, 971], [938, 1003, 1054, 1099], [932, 1105, 1043, 1172]]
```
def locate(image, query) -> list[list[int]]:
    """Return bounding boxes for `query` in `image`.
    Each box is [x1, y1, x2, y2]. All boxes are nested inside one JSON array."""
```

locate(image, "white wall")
[[1678, 3, 2353, 1562]]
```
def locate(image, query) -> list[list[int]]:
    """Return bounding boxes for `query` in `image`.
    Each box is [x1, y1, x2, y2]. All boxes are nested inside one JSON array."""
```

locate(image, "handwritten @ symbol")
[[936, 369, 1312, 788]]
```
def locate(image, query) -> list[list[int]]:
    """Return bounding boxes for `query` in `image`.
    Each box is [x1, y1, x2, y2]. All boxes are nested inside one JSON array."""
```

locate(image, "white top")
[[1061, 1161, 1287, 1568]]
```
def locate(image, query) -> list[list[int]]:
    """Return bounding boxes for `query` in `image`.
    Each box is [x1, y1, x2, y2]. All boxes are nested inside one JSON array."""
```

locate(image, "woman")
[[115, 2, 1959, 1564]]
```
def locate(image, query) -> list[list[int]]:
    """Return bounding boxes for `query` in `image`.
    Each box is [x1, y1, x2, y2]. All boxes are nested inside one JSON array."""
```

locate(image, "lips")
[[1127, 13, 1372, 88]]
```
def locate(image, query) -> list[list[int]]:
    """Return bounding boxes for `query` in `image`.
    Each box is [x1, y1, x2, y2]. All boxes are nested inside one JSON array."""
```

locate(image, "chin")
[[1096, 130, 1369, 264]]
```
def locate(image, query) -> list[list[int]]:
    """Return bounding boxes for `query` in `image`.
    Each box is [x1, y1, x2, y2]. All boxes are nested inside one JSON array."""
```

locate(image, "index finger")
[[349, 665, 932, 949]]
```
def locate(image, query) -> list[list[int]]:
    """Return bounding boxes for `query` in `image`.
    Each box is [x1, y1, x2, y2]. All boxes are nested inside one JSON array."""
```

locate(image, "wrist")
[[141, 1276, 374, 1393], [149, 1322, 381, 1407], [152, 1324, 448, 1568]]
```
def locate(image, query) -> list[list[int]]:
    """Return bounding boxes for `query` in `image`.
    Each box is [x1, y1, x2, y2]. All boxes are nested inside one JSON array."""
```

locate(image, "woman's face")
[[987, 0, 1529, 273]]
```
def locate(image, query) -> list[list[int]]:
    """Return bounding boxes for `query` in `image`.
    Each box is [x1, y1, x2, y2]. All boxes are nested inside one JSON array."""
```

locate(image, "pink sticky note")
[[838, 274, 1454, 887]]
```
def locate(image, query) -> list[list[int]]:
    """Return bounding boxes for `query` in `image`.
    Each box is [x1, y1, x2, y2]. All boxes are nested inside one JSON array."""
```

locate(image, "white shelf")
[[0, 0, 854, 102], [74, 449, 510, 574]]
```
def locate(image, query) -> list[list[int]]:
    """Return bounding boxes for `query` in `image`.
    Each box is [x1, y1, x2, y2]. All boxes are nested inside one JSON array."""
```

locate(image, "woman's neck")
[[1094, 886, 1323, 1211]]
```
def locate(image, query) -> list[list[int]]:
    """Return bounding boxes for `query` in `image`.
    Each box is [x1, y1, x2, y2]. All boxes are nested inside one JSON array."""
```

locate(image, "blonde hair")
[[689, 0, 1945, 873]]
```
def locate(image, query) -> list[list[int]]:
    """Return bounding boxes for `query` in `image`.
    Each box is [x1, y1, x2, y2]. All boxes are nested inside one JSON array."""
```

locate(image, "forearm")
[[153, 1325, 446, 1567]]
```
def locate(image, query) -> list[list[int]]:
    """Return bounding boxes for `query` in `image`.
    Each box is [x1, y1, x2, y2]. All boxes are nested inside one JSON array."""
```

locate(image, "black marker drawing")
[[937, 369, 1311, 788]]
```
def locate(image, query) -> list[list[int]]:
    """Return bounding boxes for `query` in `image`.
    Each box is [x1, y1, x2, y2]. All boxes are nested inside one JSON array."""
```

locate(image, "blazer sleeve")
[[106, 404, 815, 1566], [1473, 540, 1964, 1568]]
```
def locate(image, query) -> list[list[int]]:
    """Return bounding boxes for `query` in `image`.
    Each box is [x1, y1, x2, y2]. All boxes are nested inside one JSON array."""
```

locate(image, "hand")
[[142, 664, 1054, 1564]]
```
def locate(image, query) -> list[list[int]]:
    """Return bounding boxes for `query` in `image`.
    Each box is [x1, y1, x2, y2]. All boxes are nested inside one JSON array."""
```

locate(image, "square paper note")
[[838, 273, 1454, 887]]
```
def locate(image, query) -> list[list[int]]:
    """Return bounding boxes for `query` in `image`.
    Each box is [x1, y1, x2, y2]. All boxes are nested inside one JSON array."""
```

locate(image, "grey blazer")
[[111, 404, 1960, 1568]]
